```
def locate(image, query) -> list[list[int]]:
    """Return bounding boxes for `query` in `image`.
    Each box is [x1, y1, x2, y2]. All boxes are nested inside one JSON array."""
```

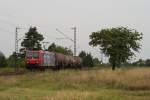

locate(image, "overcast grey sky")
[[0, 0, 149, 61]]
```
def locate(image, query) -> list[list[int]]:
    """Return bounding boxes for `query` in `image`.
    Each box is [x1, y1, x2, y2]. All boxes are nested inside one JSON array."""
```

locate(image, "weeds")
[[0, 67, 150, 100]]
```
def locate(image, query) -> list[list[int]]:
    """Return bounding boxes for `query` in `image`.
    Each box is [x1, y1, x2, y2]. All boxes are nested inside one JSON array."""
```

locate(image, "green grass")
[[0, 67, 15, 73], [0, 67, 150, 100], [0, 67, 25, 74]]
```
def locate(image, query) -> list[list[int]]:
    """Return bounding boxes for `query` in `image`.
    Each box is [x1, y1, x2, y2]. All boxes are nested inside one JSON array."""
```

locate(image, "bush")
[[0, 56, 7, 67]]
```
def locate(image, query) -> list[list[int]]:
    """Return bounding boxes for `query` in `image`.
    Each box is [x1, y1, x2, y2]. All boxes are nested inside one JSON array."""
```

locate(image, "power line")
[[42, 42, 50, 50], [56, 27, 77, 56], [56, 28, 74, 42], [56, 37, 68, 40]]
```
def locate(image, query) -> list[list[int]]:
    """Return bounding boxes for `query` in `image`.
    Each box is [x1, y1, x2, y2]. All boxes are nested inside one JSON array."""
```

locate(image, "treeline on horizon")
[[0, 46, 101, 68], [0, 26, 147, 70], [1, 53, 150, 68]]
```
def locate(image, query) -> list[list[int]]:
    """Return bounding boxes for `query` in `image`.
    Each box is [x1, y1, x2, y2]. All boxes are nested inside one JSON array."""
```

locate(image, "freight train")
[[25, 50, 82, 70]]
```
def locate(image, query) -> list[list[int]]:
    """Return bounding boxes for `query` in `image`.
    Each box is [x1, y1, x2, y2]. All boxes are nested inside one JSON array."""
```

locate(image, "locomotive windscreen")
[[26, 51, 38, 59]]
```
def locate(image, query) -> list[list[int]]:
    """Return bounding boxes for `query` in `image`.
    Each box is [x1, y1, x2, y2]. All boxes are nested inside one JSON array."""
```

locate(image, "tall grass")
[[0, 67, 150, 100]]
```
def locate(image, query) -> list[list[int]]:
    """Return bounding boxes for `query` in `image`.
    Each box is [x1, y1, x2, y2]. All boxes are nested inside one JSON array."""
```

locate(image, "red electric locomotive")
[[25, 50, 82, 70]]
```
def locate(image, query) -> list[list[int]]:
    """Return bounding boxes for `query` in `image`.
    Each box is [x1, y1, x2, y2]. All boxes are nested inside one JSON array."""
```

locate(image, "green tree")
[[133, 59, 145, 67], [7, 52, 25, 68], [0, 55, 7, 67], [79, 51, 86, 66], [85, 53, 94, 67], [89, 27, 143, 70], [93, 58, 101, 66], [79, 51, 94, 67], [138, 59, 145, 66], [48, 43, 56, 52], [21, 27, 44, 50], [7, 52, 15, 67], [145, 59, 150, 66], [48, 43, 73, 55]]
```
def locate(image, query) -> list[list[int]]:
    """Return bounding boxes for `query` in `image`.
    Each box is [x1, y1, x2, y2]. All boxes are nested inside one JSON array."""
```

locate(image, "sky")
[[0, 0, 149, 62]]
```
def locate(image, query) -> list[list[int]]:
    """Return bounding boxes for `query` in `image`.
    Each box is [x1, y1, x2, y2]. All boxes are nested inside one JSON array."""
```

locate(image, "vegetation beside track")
[[0, 67, 150, 100]]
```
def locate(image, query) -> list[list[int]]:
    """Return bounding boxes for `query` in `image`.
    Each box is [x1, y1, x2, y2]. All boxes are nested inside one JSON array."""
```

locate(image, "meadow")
[[0, 67, 150, 100]]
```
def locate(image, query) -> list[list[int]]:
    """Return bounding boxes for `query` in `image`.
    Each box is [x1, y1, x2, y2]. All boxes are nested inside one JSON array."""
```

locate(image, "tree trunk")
[[112, 63, 116, 70]]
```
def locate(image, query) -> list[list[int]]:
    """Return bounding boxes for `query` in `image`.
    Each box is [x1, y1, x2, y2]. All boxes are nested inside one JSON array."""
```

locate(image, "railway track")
[[0, 67, 99, 76], [0, 70, 26, 76]]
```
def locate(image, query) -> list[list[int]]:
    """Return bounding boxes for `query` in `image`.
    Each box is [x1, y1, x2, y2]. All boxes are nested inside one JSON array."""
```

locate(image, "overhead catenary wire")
[[56, 28, 74, 42], [56, 27, 77, 56], [42, 41, 50, 50]]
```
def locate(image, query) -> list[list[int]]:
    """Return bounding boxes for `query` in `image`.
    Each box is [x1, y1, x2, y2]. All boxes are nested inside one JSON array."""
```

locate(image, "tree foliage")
[[79, 51, 94, 67], [132, 59, 150, 67], [7, 52, 25, 68], [93, 58, 101, 66], [89, 27, 143, 70], [0, 55, 7, 67], [21, 27, 44, 50], [48, 43, 73, 55], [7, 52, 15, 67], [145, 59, 150, 66]]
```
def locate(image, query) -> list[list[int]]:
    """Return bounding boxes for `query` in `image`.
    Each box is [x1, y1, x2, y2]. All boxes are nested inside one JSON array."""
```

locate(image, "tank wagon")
[[25, 50, 82, 70]]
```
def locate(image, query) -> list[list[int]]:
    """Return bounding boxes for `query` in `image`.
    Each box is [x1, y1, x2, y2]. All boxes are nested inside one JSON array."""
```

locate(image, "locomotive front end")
[[25, 50, 41, 69]]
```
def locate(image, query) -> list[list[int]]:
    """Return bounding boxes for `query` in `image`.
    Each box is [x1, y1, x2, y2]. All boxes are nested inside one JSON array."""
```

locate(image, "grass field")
[[0, 67, 150, 100]]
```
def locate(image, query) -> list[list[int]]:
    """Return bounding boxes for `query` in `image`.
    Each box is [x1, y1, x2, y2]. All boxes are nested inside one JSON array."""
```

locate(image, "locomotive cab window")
[[26, 51, 39, 59], [33, 52, 38, 58]]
